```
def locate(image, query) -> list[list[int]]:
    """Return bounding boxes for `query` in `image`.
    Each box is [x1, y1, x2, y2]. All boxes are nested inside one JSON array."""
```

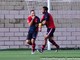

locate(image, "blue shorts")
[[47, 28, 55, 37], [27, 31, 38, 40]]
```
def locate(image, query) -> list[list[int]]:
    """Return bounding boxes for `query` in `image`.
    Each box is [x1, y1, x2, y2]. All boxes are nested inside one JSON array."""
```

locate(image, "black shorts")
[[27, 31, 38, 40], [47, 28, 55, 37]]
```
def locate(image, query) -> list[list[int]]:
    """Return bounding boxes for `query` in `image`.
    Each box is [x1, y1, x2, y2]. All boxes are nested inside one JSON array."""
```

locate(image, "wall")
[[0, 0, 80, 49]]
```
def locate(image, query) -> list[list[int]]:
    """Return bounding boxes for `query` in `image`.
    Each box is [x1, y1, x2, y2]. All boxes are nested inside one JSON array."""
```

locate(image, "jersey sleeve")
[[41, 16, 45, 22], [41, 13, 49, 22], [44, 13, 49, 21], [27, 16, 31, 23]]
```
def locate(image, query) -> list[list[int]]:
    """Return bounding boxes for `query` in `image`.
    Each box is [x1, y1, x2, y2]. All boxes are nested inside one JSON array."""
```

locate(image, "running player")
[[39, 6, 59, 52], [26, 10, 40, 54]]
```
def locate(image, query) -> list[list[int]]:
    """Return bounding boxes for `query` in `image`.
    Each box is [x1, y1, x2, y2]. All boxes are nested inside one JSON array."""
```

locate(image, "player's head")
[[30, 10, 35, 16], [42, 6, 48, 14]]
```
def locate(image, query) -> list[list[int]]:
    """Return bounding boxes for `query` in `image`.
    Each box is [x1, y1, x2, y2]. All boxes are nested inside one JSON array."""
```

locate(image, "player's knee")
[[31, 38, 35, 44], [44, 37, 48, 40], [49, 37, 53, 39], [26, 40, 30, 44]]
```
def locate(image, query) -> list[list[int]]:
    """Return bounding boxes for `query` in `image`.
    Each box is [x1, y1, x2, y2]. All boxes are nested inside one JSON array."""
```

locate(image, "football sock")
[[49, 39, 59, 49], [32, 44, 36, 52]]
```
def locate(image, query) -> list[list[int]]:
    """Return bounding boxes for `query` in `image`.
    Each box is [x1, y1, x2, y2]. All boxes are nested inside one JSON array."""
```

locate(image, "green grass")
[[0, 50, 80, 60]]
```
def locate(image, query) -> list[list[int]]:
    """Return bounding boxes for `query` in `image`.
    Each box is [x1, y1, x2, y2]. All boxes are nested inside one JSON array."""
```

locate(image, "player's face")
[[42, 8, 45, 14], [31, 11, 35, 16]]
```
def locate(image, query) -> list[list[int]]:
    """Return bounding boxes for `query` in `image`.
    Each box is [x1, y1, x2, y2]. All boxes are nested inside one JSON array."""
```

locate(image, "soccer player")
[[39, 6, 59, 52], [26, 10, 40, 54]]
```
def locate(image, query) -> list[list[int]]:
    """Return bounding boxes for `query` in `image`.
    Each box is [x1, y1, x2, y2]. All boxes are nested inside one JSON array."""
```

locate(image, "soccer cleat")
[[31, 51, 35, 54], [37, 48, 43, 53], [55, 49, 58, 52], [55, 45, 60, 52]]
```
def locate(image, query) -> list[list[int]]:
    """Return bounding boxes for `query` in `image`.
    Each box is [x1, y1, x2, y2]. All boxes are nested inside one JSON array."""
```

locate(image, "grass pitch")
[[0, 49, 80, 60]]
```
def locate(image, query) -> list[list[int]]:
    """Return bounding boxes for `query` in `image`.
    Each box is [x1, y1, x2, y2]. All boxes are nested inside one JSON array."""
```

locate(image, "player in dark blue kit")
[[26, 10, 40, 54]]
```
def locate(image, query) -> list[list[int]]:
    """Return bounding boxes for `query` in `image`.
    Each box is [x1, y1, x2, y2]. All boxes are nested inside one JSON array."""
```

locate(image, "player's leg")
[[49, 37, 59, 49], [41, 36, 47, 52], [31, 38, 36, 54], [38, 36, 48, 53], [40, 28, 51, 52], [25, 33, 32, 45], [26, 40, 32, 45], [31, 32, 37, 54], [48, 28, 59, 50]]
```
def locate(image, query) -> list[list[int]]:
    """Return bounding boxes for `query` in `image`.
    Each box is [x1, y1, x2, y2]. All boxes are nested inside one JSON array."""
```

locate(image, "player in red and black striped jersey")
[[39, 6, 59, 53], [26, 10, 40, 54]]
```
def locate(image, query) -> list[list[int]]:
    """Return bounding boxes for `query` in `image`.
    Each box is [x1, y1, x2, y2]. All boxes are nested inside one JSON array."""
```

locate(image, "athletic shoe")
[[37, 48, 43, 53], [31, 51, 35, 54], [55, 45, 60, 52]]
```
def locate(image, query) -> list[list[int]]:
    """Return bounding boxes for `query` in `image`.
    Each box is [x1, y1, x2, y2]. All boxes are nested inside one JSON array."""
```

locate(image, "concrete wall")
[[0, 0, 80, 49]]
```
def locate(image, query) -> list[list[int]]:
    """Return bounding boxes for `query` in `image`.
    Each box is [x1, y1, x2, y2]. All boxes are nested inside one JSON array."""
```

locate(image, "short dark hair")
[[43, 6, 48, 11], [30, 10, 35, 13]]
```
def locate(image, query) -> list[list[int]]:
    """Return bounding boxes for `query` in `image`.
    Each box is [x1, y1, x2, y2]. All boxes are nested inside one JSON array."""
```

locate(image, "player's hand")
[[32, 16, 35, 20], [42, 20, 46, 25]]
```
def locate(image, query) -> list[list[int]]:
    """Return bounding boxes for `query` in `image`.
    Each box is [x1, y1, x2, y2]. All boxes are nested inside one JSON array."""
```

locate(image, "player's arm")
[[41, 20, 46, 25], [41, 13, 49, 25], [27, 16, 35, 26], [28, 19, 34, 26]]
